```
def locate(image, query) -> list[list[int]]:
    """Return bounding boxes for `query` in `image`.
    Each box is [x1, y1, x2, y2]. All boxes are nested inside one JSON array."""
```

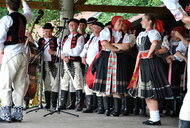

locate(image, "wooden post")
[[59, 0, 74, 36]]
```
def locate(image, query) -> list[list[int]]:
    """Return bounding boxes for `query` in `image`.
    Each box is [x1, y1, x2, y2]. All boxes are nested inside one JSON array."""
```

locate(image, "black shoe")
[[83, 108, 93, 113], [11, 118, 22, 122], [0, 118, 11, 123], [143, 120, 161, 126]]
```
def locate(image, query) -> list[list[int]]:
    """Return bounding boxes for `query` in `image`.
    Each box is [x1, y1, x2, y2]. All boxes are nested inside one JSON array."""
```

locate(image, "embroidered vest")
[[62, 33, 82, 62], [5, 12, 27, 46], [38, 37, 58, 63]]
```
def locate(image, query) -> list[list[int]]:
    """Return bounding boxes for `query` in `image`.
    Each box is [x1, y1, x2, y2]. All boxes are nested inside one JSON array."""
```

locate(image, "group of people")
[[0, 0, 190, 128]]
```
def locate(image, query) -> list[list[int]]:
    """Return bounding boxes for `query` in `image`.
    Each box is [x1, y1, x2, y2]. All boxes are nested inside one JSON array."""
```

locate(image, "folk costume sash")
[[104, 28, 124, 95], [127, 51, 149, 90], [105, 51, 117, 95]]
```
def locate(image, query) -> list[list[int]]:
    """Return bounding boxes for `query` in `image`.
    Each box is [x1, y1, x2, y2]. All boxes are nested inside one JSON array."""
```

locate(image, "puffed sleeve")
[[99, 27, 111, 42], [176, 41, 187, 54], [161, 35, 170, 50], [148, 30, 161, 43], [122, 33, 131, 44], [136, 32, 144, 47]]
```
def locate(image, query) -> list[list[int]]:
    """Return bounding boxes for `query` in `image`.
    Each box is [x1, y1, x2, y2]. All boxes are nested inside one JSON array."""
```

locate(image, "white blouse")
[[136, 29, 161, 48], [99, 27, 131, 51]]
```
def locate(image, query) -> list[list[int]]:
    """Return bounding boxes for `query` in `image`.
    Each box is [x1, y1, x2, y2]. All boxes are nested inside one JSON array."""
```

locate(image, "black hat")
[[87, 17, 98, 24], [79, 18, 87, 24], [68, 18, 79, 25], [93, 22, 104, 29], [42, 23, 54, 29]]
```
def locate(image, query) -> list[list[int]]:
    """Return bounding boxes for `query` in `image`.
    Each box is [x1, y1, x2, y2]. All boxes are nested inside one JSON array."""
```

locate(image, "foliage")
[[85, 0, 163, 24], [0, 0, 163, 27]]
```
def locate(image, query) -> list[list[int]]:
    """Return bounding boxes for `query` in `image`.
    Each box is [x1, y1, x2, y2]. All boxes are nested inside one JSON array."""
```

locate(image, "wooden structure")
[[0, 0, 171, 14]]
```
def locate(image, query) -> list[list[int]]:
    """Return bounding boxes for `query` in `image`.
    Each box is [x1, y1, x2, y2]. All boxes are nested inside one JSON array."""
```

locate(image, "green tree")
[[85, 0, 163, 24]]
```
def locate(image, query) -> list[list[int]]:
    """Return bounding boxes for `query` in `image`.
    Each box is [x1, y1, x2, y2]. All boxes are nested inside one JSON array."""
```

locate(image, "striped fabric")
[[105, 51, 117, 95]]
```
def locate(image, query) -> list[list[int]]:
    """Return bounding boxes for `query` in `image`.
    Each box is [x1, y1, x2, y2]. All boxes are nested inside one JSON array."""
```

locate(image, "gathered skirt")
[[129, 56, 173, 99], [93, 51, 132, 94]]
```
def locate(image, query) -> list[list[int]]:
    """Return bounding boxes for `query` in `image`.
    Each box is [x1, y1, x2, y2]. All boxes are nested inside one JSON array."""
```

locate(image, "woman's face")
[[170, 31, 180, 41], [141, 15, 151, 29], [114, 18, 123, 31]]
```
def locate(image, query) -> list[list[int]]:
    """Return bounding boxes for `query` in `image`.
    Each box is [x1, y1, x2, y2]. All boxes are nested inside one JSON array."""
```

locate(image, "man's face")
[[69, 21, 78, 32], [43, 29, 53, 38]]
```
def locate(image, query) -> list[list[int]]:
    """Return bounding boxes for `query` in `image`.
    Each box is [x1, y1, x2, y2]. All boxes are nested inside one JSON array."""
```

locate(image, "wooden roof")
[[0, 0, 171, 14]]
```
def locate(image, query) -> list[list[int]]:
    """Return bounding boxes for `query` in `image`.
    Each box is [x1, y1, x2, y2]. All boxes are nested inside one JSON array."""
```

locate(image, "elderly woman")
[[93, 16, 132, 117]]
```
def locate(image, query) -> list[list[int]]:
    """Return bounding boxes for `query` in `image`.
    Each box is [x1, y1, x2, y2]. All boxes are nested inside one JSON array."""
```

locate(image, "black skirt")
[[171, 61, 186, 98], [93, 51, 132, 94], [130, 56, 173, 99]]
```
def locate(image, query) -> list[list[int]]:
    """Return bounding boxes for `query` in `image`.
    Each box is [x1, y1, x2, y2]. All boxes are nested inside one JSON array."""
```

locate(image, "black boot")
[[52, 92, 58, 110], [23, 99, 30, 110], [59, 90, 68, 110], [164, 99, 171, 116], [141, 99, 147, 117], [112, 98, 122, 117], [123, 96, 134, 116], [93, 93, 98, 112], [97, 96, 105, 114], [171, 99, 180, 117], [67, 92, 76, 109], [44, 91, 51, 109], [83, 95, 93, 113], [134, 97, 140, 115], [76, 90, 84, 111], [103, 96, 111, 116]]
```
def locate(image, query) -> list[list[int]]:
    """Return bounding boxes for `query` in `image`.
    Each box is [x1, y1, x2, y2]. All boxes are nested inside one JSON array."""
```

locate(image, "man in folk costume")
[[93, 16, 132, 117], [0, 0, 33, 122], [79, 18, 90, 44], [37, 23, 60, 110], [80, 22, 104, 113], [86, 17, 99, 111], [60, 18, 85, 111]]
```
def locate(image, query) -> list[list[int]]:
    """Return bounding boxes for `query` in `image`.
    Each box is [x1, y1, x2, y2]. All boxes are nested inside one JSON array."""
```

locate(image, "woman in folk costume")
[[93, 16, 132, 117], [163, 0, 190, 127], [128, 14, 173, 125], [121, 19, 136, 116], [164, 27, 188, 117]]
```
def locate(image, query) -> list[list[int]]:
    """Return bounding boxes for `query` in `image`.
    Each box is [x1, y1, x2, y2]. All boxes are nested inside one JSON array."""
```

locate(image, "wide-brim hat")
[[79, 18, 87, 24], [68, 18, 79, 25], [42, 23, 54, 29], [87, 17, 98, 24], [93, 22, 104, 29]]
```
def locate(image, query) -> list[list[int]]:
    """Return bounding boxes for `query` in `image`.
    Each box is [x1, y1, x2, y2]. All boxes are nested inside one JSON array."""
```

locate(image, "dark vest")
[[5, 12, 27, 46], [38, 37, 58, 63], [108, 28, 125, 44], [88, 36, 102, 52], [139, 35, 151, 51], [62, 33, 82, 62], [84, 33, 90, 44]]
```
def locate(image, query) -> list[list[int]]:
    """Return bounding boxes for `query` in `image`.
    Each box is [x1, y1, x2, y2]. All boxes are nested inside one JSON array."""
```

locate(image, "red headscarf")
[[123, 19, 133, 30], [154, 19, 164, 34], [172, 26, 188, 38], [111, 16, 123, 26]]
